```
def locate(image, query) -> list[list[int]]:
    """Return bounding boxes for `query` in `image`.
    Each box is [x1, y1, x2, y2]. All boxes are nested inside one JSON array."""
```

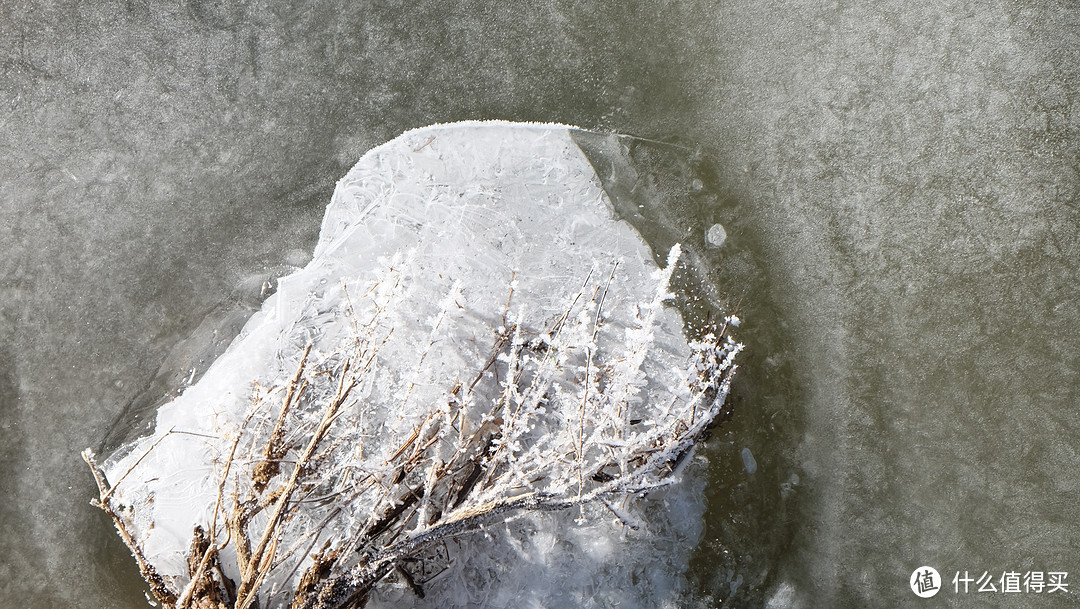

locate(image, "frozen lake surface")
[[3, 1, 1080, 608]]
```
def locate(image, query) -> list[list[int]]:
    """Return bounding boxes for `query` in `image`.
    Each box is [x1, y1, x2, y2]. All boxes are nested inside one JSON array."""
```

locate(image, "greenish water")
[[574, 131, 805, 608], [3, 1, 1080, 608]]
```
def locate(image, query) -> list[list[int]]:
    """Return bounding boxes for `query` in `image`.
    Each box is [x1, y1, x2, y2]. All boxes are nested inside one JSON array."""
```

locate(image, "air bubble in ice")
[[741, 447, 757, 474], [706, 223, 727, 248]]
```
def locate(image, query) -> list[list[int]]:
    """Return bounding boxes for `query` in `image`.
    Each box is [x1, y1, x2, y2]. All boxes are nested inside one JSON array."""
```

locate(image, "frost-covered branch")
[[85, 244, 742, 609]]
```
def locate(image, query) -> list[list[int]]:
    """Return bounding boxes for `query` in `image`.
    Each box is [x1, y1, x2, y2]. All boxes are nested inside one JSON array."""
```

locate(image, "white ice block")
[[102, 121, 712, 609]]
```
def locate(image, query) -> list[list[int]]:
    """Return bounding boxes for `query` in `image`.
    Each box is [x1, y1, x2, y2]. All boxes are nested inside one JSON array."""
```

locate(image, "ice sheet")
[[101, 121, 712, 608]]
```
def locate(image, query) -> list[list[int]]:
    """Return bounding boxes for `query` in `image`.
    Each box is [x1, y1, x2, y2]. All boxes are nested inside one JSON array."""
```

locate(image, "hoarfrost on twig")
[[84, 244, 741, 609]]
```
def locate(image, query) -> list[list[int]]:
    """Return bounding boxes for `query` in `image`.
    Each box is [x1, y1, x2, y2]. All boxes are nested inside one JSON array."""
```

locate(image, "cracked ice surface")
[[102, 121, 705, 608]]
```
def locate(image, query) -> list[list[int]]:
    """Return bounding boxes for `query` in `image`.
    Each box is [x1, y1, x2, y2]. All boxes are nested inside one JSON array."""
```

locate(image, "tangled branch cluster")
[[84, 245, 741, 609]]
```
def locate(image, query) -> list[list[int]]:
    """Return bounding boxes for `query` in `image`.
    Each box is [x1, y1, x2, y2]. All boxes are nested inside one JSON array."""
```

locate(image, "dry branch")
[[85, 244, 742, 609]]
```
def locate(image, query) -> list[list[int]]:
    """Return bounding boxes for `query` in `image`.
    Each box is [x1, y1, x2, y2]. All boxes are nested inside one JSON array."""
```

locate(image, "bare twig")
[[87, 244, 741, 609], [83, 449, 179, 608]]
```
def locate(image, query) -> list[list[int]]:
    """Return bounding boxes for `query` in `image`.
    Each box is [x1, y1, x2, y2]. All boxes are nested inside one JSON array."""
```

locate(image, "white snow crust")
[[102, 121, 709, 608]]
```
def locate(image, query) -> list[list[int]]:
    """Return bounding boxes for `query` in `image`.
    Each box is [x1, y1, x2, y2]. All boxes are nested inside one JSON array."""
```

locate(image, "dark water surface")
[[3, 1, 1080, 608]]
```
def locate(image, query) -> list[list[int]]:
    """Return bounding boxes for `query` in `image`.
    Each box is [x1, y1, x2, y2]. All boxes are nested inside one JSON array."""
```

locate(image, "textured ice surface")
[[102, 121, 706, 608]]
